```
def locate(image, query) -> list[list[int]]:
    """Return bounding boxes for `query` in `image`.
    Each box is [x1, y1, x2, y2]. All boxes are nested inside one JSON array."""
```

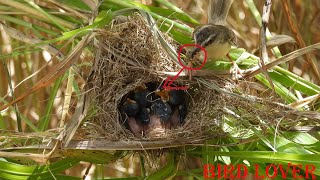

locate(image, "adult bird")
[[188, 0, 241, 76]]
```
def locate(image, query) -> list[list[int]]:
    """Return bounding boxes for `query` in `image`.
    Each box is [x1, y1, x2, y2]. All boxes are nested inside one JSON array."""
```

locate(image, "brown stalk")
[[259, 0, 275, 92], [281, 0, 320, 83]]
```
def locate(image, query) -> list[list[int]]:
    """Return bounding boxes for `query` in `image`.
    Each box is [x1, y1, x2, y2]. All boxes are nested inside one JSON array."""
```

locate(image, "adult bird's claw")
[[227, 53, 243, 79], [230, 61, 244, 79]]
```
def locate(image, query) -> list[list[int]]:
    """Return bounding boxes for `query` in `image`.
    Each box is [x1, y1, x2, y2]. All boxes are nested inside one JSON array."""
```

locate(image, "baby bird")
[[177, 103, 187, 124], [150, 99, 172, 122], [155, 89, 186, 106], [136, 108, 150, 124], [155, 89, 188, 125], [133, 85, 152, 108], [121, 98, 139, 117], [127, 117, 143, 137]]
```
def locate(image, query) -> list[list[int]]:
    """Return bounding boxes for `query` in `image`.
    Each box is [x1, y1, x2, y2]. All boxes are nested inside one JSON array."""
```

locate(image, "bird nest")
[[75, 13, 320, 146]]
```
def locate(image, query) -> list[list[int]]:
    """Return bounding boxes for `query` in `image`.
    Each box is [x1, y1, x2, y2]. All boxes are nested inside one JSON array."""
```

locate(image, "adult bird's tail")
[[208, 0, 234, 25]]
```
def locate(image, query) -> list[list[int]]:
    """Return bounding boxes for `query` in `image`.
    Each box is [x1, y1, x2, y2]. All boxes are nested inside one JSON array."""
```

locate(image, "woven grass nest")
[[76, 13, 320, 146]]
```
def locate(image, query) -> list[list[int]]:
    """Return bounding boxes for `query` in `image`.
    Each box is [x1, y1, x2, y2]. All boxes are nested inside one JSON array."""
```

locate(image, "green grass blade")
[[0, 90, 39, 132], [269, 70, 319, 96], [102, 0, 193, 33], [38, 75, 64, 131], [0, 0, 75, 29], [158, 23, 192, 44], [128, 1, 199, 25], [275, 66, 320, 93], [56, 0, 91, 11], [154, 0, 184, 13], [146, 153, 176, 179], [24, 0, 66, 31], [255, 74, 298, 103], [0, 15, 59, 36], [17, 10, 114, 50], [0, 157, 79, 179]]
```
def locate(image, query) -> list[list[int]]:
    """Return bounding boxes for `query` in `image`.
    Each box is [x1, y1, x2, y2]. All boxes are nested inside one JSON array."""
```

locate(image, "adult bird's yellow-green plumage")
[[189, 0, 237, 63], [189, 24, 237, 60]]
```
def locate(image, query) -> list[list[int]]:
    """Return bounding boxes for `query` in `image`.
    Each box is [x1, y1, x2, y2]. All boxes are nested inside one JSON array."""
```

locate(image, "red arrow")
[[162, 69, 189, 90], [162, 43, 207, 91]]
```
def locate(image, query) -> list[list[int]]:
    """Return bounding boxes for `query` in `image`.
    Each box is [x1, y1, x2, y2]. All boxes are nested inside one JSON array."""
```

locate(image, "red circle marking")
[[178, 44, 207, 71]]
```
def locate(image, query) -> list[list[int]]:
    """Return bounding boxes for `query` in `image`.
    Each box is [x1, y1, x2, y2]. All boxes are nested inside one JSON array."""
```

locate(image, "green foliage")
[[0, 158, 79, 179], [57, 0, 91, 11]]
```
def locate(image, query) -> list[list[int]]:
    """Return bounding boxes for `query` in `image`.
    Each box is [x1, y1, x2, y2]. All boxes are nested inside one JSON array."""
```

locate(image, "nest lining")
[[75, 13, 320, 144]]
